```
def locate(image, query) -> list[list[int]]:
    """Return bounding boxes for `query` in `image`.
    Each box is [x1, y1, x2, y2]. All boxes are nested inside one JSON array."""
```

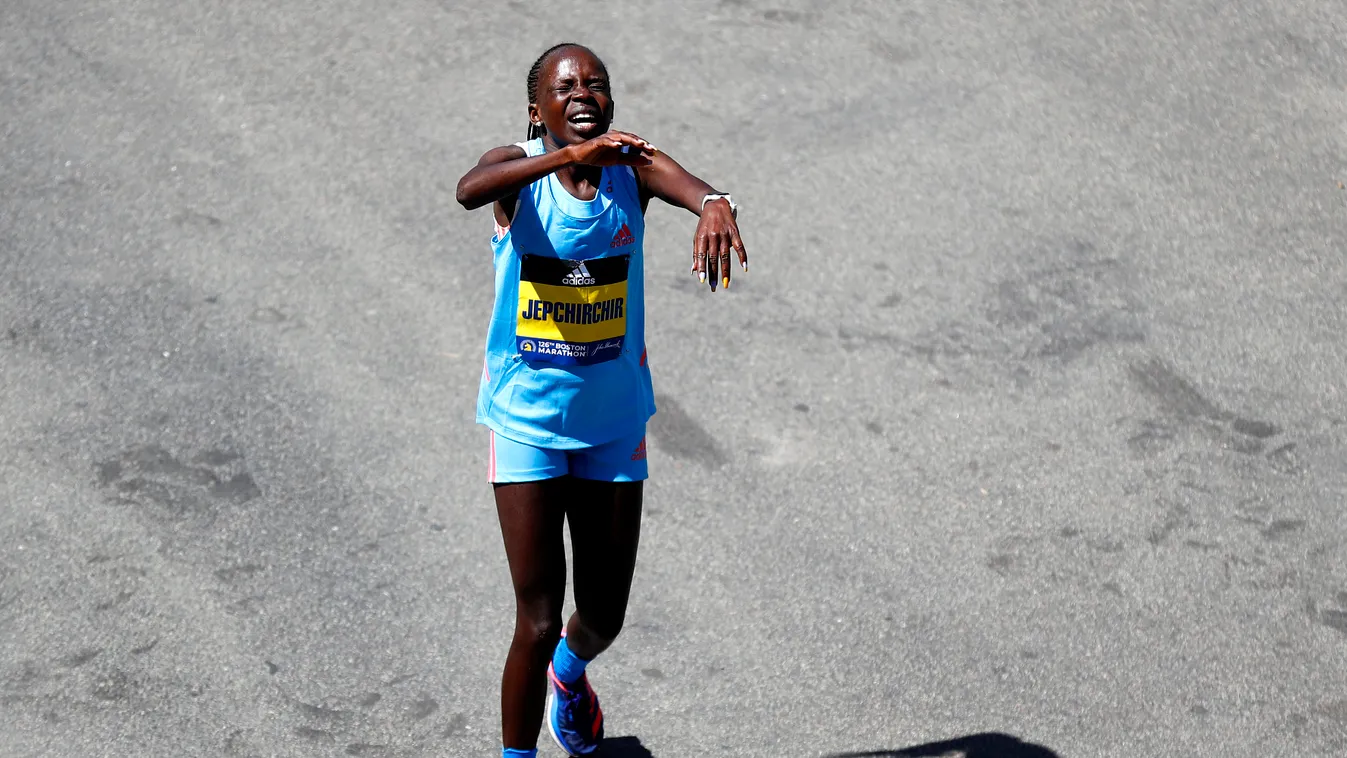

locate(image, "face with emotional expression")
[[529, 46, 614, 147]]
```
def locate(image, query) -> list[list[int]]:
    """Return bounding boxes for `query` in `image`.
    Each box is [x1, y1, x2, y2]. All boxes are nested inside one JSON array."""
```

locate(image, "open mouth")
[[567, 110, 602, 129]]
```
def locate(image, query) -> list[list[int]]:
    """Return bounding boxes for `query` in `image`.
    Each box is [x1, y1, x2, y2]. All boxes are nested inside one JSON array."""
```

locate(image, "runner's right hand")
[[565, 132, 656, 167]]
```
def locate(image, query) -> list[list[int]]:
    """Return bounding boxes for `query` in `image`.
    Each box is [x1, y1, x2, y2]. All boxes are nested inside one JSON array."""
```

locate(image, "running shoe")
[[545, 663, 604, 756]]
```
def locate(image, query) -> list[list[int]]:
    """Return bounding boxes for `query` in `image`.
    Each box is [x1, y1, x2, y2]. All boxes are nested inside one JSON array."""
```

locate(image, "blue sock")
[[503, 748, 536, 758], [551, 636, 590, 684]]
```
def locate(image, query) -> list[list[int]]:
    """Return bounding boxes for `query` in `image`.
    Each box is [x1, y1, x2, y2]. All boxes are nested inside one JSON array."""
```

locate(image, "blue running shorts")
[[489, 428, 648, 483]]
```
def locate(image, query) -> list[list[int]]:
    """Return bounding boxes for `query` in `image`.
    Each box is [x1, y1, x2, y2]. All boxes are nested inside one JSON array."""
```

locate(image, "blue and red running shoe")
[[545, 663, 604, 756]]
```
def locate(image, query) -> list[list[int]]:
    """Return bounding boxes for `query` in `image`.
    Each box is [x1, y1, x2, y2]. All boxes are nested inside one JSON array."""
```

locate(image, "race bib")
[[517, 254, 629, 366]]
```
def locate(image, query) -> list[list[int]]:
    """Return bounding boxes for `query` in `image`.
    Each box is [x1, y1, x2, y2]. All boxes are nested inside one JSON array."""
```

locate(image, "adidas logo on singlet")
[[610, 223, 636, 248], [561, 262, 597, 286]]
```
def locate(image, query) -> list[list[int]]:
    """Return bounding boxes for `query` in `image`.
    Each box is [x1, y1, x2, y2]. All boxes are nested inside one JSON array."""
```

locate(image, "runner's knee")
[[576, 608, 625, 643], [514, 612, 563, 650]]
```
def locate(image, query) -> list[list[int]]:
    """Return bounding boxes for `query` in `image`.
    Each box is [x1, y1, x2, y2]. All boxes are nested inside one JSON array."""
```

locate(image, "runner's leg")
[[564, 479, 644, 660], [495, 479, 569, 750]]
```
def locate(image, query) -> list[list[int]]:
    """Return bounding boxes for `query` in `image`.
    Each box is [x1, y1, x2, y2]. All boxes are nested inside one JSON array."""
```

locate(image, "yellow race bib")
[[517, 254, 629, 366]]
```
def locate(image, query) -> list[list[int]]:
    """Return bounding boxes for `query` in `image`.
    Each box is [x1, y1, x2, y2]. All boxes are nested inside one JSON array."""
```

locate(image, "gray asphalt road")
[[4, 1, 1347, 756]]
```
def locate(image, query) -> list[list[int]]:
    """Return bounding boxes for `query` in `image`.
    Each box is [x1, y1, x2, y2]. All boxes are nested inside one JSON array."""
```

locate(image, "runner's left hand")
[[693, 199, 746, 292]]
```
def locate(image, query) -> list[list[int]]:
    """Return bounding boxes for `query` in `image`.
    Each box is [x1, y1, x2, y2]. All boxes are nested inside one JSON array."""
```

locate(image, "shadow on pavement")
[[598, 731, 1060, 757], [600, 736, 655, 757], [827, 731, 1062, 757]]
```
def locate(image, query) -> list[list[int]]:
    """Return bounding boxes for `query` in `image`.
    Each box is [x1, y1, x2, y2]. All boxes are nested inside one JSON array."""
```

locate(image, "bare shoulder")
[[633, 147, 676, 195], [635, 146, 680, 175], [477, 143, 528, 166]]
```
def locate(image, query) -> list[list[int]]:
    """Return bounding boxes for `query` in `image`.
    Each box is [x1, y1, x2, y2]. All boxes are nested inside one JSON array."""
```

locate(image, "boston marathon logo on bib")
[[517, 253, 630, 366]]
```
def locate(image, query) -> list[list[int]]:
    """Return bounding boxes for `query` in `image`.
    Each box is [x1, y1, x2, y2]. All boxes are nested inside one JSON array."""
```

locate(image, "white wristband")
[[701, 193, 738, 218]]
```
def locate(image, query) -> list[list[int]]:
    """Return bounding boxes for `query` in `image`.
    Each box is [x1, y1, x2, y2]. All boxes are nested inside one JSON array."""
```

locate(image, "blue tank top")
[[476, 138, 656, 449]]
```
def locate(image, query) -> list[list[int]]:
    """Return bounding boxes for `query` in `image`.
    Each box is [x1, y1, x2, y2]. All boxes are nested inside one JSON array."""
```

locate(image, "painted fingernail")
[[722, 277, 730, 289], [742, 262, 748, 272], [699, 272, 706, 283]]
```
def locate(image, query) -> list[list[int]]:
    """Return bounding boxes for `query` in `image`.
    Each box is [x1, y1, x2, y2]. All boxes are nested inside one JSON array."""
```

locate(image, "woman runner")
[[455, 43, 747, 758]]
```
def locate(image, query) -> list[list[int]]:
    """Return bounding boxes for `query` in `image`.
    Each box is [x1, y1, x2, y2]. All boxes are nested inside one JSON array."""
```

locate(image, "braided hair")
[[525, 43, 606, 140]]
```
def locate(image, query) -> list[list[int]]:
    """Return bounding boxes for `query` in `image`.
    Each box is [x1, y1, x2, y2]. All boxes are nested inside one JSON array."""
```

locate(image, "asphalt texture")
[[4, 1, 1347, 756]]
